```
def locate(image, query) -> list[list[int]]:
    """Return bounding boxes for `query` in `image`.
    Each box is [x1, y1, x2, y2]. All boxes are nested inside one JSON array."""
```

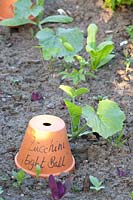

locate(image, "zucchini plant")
[[60, 85, 125, 139]]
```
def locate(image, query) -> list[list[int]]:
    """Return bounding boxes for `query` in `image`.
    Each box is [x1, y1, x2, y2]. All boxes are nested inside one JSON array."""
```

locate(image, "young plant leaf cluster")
[[13, 169, 26, 186], [60, 85, 125, 139], [86, 23, 115, 71], [89, 175, 105, 191], [60, 23, 115, 86]]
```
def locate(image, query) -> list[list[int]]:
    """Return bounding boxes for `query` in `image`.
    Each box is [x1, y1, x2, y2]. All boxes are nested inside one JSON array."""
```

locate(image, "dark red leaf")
[[117, 167, 127, 177], [48, 175, 73, 200], [31, 92, 43, 101]]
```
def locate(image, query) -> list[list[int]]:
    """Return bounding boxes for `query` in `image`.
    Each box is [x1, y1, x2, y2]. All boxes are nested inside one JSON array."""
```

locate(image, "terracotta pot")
[[0, 0, 16, 21], [15, 115, 75, 177]]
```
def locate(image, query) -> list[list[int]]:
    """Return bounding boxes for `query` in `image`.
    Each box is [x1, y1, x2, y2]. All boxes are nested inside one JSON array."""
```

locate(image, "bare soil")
[[0, 0, 133, 200]]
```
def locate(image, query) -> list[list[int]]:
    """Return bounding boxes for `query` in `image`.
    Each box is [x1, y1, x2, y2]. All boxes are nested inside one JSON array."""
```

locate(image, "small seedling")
[[71, 185, 80, 192], [125, 58, 133, 73], [0, 187, 3, 195], [60, 55, 95, 86], [112, 129, 127, 147], [35, 164, 41, 178], [59, 85, 89, 103], [89, 175, 105, 191], [129, 191, 133, 199], [93, 95, 108, 101], [13, 169, 26, 187], [126, 25, 133, 42]]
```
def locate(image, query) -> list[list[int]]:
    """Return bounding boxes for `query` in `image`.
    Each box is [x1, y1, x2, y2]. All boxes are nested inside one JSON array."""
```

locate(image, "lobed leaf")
[[82, 99, 125, 138], [36, 27, 83, 60]]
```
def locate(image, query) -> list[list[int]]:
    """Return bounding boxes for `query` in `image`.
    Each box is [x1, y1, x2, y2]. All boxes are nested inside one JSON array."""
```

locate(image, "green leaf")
[[0, 187, 3, 195], [86, 41, 114, 70], [97, 54, 115, 69], [74, 88, 89, 98], [86, 23, 115, 70], [82, 99, 125, 138], [36, 164, 41, 178], [36, 0, 45, 20], [14, 0, 32, 18], [13, 170, 26, 186], [31, 5, 43, 17], [90, 185, 105, 191], [59, 85, 89, 99], [59, 85, 74, 98], [87, 23, 98, 49], [0, 18, 35, 26], [89, 175, 101, 187], [36, 27, 83, 60], [64, 99, 82, 133], [40, 15, 73, 24]]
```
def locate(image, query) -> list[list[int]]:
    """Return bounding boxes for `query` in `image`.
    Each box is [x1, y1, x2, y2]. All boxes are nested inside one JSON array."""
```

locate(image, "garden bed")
[[0, 0, 133, 199]]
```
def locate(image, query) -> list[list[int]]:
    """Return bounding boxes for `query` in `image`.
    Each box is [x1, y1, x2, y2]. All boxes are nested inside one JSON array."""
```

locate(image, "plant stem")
[[38, 23, 43, 30], [72, 123, 88, 138], [78, 123, 88, 134]]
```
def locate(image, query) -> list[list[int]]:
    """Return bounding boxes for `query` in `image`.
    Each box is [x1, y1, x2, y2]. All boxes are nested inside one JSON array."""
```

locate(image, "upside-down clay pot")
[[0, 0, 16, 21], [15, 115, 75, 177]]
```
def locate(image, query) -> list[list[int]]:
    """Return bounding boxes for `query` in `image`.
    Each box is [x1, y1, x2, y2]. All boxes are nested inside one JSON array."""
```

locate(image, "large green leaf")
[[64, 99, 82, 133], [36, 27, 83, 60], [40, 15, 73, 24], [82, 99, 125, 138]]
